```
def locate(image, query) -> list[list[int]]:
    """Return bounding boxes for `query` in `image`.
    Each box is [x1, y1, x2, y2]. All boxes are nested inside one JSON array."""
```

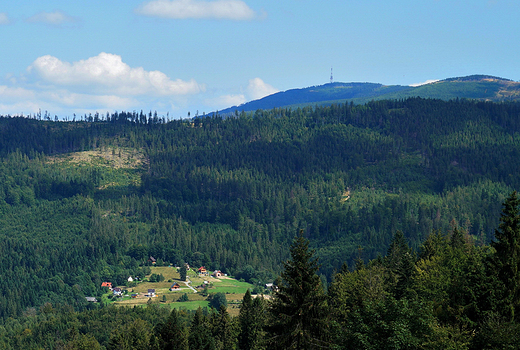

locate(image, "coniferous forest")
[[1, 98, 520, 348]]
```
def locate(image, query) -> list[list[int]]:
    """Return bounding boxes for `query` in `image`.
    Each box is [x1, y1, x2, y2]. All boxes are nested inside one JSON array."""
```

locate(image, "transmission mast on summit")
[[330, 67, 333, 84]]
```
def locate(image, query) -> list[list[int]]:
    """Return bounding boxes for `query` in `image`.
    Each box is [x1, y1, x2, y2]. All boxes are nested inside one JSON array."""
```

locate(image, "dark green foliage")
[[178, 293, 189, 302], [339, 297, 434, 350], [211, 305, 237, 350], [149, 273, 165, 282], [2, 99, 520, 347], [384, 231, 415, 299], [491, 191, 520, 321], [108, 319, 154, 350], [238, 289, 266, 350], [268, 232, 330, 349], [180, 264, 187, 282], [1, 100, 520, 320], [472, 313, 520, 350], [1, 193, 520, 348], [209, 292, 228, 310], [159, 308, 189, 350], [188, 307, 214, 350]]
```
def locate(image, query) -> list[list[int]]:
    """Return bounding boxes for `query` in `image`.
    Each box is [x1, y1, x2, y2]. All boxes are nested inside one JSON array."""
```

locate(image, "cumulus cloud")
[[0, 84, 137, 115], [0, 13, 10, 25], [207, 78, 276, 111], [136, 0, 257, 20], [0, 53, 207, 116], [221, 94, 247, 107], [26, 10, 78, 26], [28, 52, 203, 96], [246, 78, 278, 100], [0, 86, 36, 106]]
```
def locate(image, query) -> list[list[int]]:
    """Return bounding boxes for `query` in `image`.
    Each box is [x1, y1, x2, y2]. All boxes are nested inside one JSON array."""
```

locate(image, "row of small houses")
[[95, 266, 224, 300], [197, 266, 225, 278]]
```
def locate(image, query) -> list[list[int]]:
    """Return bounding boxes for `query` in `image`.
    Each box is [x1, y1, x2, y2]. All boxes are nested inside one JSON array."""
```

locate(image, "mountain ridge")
[[217, 75, 520, 115]]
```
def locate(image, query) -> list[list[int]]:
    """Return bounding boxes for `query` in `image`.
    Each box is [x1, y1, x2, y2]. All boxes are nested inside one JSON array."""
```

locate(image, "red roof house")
[[170, 283, 181, 291]]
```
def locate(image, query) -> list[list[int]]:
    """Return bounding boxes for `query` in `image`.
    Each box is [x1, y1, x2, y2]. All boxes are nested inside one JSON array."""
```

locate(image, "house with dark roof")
[[170, 283, 181, 291]]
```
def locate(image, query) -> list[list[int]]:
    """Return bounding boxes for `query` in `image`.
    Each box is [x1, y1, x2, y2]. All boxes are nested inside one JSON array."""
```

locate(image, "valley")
[[1, 89, 520, 348]]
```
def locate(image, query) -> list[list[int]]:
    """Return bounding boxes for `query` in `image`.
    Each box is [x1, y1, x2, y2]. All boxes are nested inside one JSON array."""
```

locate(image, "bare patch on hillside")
[[340, 189, 351, 202], [48, 148, 148, 169]]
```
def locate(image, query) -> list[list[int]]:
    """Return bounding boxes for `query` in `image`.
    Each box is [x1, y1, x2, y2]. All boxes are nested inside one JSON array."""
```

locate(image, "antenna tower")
[[330, 67, 333, 84]]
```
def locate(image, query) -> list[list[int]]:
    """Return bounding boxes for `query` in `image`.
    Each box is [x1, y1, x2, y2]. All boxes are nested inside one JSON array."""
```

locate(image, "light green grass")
[[170, 300, 210, 311]]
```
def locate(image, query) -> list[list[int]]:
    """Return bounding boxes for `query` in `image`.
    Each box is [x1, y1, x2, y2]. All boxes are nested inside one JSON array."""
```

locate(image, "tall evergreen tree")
[[189, 307, 213, 350], [492, 191, 520, 321], [384, 231, 415, 299], [238, 289, 265, 350], [160, 308, 188, 350], [211, 305, 237, 350], [267, 231, 329, 349], [180, 263, 187, 282]]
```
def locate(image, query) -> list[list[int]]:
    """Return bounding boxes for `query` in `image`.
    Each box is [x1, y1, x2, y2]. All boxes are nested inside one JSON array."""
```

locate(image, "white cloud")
[[205, 78, 277, 111], [410, 79, 439, 87], [220, 94, 246, 107], [136, 0, 257, 20], [246, 78, 278, 100], [26, 10, 78, 26], [0, 13, 10, 25], [0, 53, 207, 117], [28, 52, 204, 96], [0, 85, 35, 100], [0, 85, 137, 115]]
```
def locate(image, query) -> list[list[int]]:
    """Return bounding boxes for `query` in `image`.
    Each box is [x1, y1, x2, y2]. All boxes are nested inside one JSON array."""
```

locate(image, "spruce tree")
[[180, 263, 187, 282], [492, 191, 520, 321], [160, 308, 188, 350], [189, 307, 213, 350], [211, 305, 237, 350], [267, 231, 329, 349], [238, 289, 265, 350], [384, 231, 415, 299]]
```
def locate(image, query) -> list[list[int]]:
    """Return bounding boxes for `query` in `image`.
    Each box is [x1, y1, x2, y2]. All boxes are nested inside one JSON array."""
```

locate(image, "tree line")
[[2, 192, 520, 349], [0, 97, 520, 321]]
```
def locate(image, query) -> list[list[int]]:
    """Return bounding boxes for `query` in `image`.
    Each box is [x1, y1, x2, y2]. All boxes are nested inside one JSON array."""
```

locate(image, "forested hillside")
[[1, 98, 520, 328]]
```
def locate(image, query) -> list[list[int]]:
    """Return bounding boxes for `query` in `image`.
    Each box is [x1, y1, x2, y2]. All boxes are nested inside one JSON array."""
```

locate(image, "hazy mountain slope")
[[217, 75, 520, 114], [217, 82, 410, 115], [377, 75, 520, 102]]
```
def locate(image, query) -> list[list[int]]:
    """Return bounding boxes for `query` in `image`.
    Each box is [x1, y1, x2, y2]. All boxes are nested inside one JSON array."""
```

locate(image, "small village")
[[89, 259, 264, 315]]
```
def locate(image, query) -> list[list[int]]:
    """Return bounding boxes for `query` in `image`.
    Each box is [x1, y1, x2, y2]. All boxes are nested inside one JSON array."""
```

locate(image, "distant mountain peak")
[[441, 74, 514, 83]]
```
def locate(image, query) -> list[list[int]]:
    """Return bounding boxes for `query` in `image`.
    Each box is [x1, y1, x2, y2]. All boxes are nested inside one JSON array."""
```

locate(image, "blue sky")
[[1, 0, 519, 118]]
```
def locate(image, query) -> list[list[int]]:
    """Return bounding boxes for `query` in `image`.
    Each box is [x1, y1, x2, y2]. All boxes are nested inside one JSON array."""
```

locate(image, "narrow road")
[[184, 277, 197, 293]]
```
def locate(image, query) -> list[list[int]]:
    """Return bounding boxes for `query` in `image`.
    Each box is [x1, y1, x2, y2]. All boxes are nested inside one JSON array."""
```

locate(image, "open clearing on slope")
[[110, 266, 255, 316], [48, 148, 147, 189]]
